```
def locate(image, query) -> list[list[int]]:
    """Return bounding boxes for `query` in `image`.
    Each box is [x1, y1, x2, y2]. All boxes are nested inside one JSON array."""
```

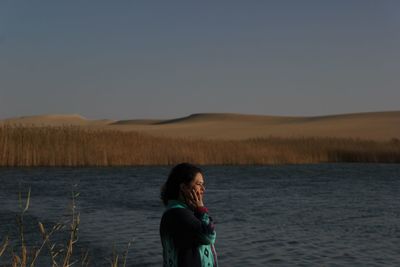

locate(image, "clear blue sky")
[[1, 0, 399, 120]]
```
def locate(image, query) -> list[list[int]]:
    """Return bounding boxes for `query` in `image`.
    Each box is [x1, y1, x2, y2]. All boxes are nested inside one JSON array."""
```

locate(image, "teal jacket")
[[160, 200, 218, 267]]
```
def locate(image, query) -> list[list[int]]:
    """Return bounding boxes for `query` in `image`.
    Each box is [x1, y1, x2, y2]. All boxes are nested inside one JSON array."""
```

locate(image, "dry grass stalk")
[[80, 250, 89, 267], [13, 188, 31, 267], [0, 189, 133, 267], [110, 239, 134, 267], [0, 236, 8, 257], [62, 192, 79, 267], [111, 255, 119, 267], [33, 222, 63, 267], [122, 240, 133, 267]]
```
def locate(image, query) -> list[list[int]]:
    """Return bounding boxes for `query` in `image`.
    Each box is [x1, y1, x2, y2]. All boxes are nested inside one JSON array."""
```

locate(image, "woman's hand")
[[183, 188, 204, 209]]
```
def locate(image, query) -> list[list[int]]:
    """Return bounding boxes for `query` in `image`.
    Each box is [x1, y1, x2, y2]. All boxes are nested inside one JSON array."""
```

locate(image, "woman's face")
[[189, 172, 205, 196]]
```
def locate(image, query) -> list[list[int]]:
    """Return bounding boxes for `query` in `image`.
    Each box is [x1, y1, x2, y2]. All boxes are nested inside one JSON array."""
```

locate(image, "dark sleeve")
[[169, 207, 217, 247]]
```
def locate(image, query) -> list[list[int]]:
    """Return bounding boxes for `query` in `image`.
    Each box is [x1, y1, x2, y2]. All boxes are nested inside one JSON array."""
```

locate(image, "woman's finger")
[[191, 189, 197, 201]]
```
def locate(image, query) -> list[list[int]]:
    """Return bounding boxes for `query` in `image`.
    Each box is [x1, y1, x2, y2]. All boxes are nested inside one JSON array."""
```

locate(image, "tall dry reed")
[[0, 125, 399, 167], [0, 188, 132, 267]]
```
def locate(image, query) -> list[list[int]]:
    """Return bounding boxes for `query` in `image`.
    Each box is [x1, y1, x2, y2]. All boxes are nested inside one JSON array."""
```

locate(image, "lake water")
[[0, 164, 399, 266]]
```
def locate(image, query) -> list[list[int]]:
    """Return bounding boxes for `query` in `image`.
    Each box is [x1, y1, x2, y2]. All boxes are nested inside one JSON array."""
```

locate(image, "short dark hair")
[[160, 162, 203, 206]]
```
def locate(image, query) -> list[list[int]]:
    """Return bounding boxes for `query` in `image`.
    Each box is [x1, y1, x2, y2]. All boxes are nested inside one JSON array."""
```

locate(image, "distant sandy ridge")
[[1, 111, 399, 141]]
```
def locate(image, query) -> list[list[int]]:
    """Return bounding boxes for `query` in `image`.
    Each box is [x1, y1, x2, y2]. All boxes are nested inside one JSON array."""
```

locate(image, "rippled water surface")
[[1, 164, 399, 266]]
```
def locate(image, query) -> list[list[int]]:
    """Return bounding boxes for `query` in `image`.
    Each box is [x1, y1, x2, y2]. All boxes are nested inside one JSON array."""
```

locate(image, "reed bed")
[[0, 125, 399, 167]]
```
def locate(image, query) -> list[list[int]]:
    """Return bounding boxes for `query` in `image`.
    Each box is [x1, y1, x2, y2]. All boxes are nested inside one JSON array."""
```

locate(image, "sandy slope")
[[1, 111, 399, 140]]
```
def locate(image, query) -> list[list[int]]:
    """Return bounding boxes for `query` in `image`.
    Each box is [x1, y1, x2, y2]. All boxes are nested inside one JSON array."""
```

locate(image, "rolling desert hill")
[[1, 111, 399, 141]]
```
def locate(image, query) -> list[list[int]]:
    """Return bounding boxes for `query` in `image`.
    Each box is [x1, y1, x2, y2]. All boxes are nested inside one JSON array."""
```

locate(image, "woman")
[[160, 163, 218, 267]]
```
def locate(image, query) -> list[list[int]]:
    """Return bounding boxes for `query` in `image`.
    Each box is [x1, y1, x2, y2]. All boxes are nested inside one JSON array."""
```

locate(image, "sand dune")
[[1, 111, 399, 140], [152, 113, 288, 124], [106, 111, 400, 141], [111, 119, 163, 125]]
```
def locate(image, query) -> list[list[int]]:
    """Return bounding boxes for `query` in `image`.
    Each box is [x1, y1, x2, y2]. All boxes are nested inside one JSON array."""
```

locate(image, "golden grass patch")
[[0, 125, 399, 167]]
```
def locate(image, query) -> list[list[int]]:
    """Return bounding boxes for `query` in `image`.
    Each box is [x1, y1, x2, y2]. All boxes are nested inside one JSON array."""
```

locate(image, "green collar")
[[166, 199, 188, 210]]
